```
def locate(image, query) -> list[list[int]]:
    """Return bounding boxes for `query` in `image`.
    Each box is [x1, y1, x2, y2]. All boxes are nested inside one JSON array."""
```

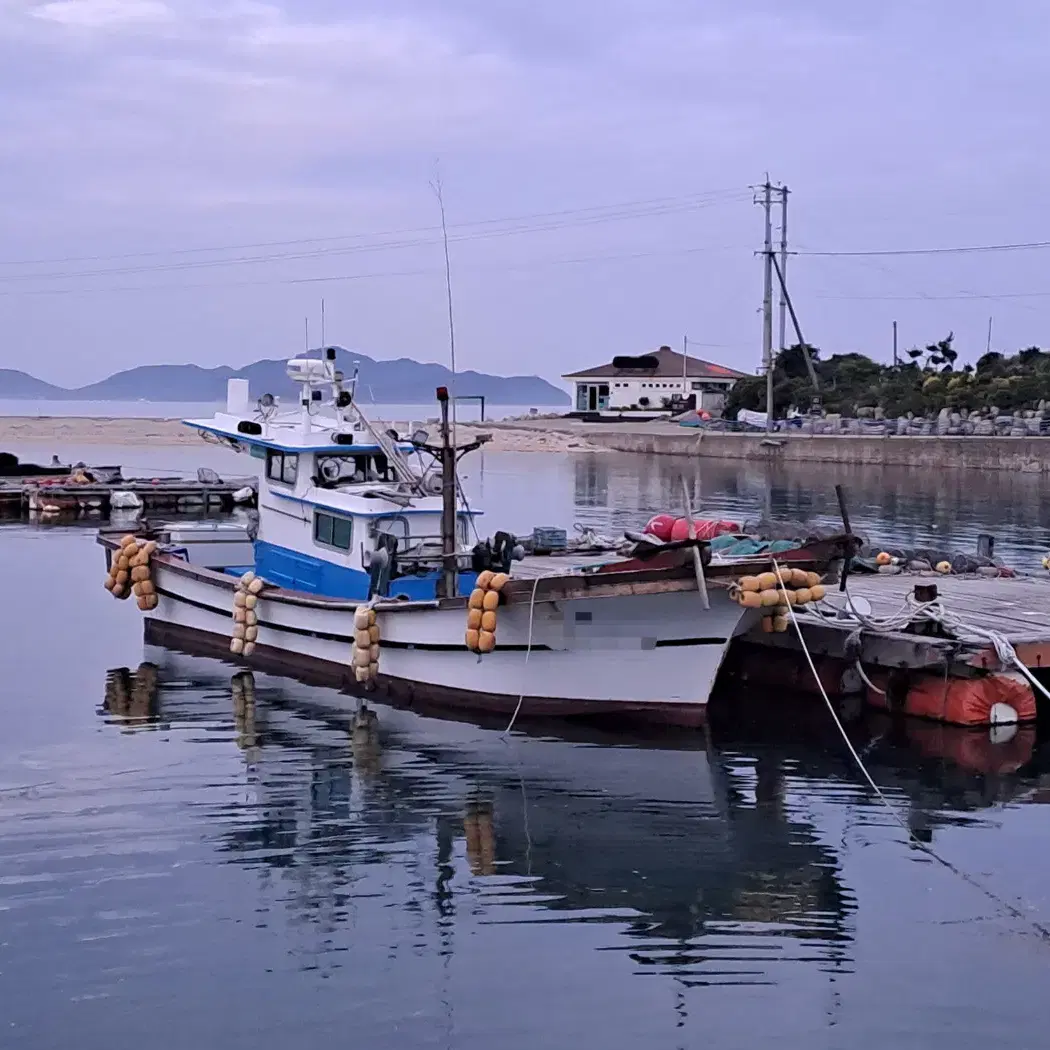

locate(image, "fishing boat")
[[97, 350, 854, 726]]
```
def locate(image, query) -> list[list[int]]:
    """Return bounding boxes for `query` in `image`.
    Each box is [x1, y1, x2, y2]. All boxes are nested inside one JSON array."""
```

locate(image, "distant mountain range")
[[0, 347, 569, 405]]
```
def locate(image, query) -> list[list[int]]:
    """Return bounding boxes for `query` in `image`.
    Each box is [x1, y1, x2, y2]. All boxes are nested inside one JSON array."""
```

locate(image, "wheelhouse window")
[[266, 449, 299, 486], [314, 453, 395, 486], [314, 510, 352, 551]]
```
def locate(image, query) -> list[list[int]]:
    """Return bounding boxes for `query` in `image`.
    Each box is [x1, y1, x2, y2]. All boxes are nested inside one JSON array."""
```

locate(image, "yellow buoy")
[[234, 591, 247, 608], [810, 584, 826, 601], [489, 573, 509, 592], [478, 630, 496, 653], [467, 608, 483, 630], [465, 628, 481, 651], [482, 590, 500, 612], [248, 578, 265, 595], [232, 623, 246, 641], [794, 587, 812, 605], [115, 569, 129, 586], [761, 615, 775, 633], [243, 641, 256, 657], [790, 568, 809, 587], [368, 624, 381, 644], [136, 595, 151, 611], [139, 580, 155, 597], [773, 614, 790, 633], [936, 560, 952, 574], [104, 577, 115, 592], [354, 607, 371, 630], [355, 628, 371, 648], [739, 575, 761, 593], [759, 588, 780, 607], [353, 648, 371, 668], [245, 610, 258, 627], [245, 594, 257, 611], [233, 607, 247, 624], [481, 610, 498, 632], [369, 644, 380, 662], [468, 589, 485, 610], [245, 625, 258, 642], [739, 590, 763, 609], [805, 571, 822, 588], [131, 565, 150, 583], [876, 552, 892, 566], [476, 570, 494, 590], [757, 571, 778, 591], [120, 534, 138, 548], [230, 637, 244, 655], [780, 588, 798, 605]]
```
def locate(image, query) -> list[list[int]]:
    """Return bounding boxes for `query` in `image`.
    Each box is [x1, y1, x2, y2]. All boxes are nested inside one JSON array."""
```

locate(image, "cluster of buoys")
[[231, 571, 265, 657], [644, 514, 740, 542], [465, 570, 508, 653], [104, 534, 158, 610], [730, 568, 826, 633], [352, 606, 381, 684]]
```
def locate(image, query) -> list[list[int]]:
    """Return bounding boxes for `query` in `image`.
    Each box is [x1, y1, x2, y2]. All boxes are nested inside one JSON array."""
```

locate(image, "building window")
[[314, 510, 352, 551], [266, 449, 299, 486]]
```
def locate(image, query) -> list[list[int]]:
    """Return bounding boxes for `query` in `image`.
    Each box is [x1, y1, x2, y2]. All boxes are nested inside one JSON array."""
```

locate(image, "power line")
[[0, 187, 750, 269], [0, 242, 740, 298], [815, 288, 1050, 302], [0, 196, 748, 284], [798, 239, 1050, 258]]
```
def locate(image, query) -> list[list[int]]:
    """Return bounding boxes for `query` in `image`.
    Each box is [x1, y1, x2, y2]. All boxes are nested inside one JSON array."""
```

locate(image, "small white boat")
[[98, 351, 851, 727]]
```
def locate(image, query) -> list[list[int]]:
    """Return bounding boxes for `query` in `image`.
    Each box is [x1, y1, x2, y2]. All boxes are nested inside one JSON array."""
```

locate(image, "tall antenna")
[[430, 164, 458, 440], [304, 317, 309, 354], [320, 298, 326, 354]]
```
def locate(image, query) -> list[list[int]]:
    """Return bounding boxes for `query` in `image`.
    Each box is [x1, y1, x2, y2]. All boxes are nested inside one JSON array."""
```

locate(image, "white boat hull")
[[140, 556, 755, 726]]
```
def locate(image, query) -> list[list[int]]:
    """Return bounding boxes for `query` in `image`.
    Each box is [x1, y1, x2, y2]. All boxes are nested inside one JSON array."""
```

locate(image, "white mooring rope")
[[772, 560, 1050, 945]]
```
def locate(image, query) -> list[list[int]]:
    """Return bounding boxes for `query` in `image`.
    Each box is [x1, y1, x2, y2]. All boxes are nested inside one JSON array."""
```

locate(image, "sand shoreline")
[[0, 415, 607, 454]]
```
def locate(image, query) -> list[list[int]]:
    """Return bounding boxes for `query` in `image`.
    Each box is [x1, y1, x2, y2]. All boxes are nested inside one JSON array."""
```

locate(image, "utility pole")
[[777, 185, 789, 356], [892, 320, 898, 367], [682, 334, 688, 400], [760, 179, 775, 433], [986, 316, 993, 355]]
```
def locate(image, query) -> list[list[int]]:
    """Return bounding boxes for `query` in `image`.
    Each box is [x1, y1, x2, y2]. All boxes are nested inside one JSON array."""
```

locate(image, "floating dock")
[[730, 572, 1050, 725], [0, 477, 257, 519]]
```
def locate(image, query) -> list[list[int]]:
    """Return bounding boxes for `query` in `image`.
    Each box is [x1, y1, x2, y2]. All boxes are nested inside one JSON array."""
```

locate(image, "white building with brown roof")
[[562, 346, 746, 415]]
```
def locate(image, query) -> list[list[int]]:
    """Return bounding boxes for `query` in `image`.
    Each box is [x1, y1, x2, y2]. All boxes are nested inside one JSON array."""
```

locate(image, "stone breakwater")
[[567, 427, 1050, 472]]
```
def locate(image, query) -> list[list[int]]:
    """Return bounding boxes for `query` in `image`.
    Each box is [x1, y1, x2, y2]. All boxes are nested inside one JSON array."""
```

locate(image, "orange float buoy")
[[867, 670, 1036, 727], [465, 628, 481, 651], [468, 588, 485, 610], [478, 629, 496, 653], [481, 610, 497, 632], [876, 552, 892, 566], [467, 609, 483, 630], [482, 590, 500, 612], [738, 590, 763, 609], [759, 588, 780, 607]]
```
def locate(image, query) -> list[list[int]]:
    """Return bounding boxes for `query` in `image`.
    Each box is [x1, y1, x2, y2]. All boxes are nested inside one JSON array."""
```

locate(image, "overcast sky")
[[0, 0, 1046, 387]]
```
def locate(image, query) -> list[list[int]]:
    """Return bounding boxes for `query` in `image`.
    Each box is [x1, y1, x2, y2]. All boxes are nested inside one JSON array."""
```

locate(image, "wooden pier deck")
[[741, 572, 1050, 676], [0, 476, 257, 519]]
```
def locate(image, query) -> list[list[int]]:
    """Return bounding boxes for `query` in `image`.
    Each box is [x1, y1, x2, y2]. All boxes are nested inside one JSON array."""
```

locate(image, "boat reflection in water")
[[96, 647, 1045, 992]]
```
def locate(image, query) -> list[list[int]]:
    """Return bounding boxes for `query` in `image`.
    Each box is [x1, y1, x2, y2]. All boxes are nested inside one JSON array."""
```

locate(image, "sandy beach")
[[0, 415, 608, 454]]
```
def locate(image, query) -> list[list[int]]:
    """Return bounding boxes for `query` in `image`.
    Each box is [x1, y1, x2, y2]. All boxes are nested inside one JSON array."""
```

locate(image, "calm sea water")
[[0, 399, 550, 422], [4, 450, 1050, 1047]]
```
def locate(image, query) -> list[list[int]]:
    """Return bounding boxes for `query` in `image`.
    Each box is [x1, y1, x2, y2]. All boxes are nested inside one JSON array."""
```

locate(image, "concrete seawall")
[[532, 424, 1050, 472]]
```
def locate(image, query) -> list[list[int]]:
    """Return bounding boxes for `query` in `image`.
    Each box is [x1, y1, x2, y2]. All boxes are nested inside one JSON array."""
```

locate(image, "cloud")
[[30, 0, 174, 29], [0, 0, 1048, 385]]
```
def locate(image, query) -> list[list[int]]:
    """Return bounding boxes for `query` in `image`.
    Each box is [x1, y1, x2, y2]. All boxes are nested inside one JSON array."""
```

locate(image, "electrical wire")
[[0, 187, 749, 268]]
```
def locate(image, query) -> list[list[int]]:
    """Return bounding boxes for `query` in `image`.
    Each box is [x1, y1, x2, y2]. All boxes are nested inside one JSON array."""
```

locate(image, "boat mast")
[[437, 386, 457, 598]]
